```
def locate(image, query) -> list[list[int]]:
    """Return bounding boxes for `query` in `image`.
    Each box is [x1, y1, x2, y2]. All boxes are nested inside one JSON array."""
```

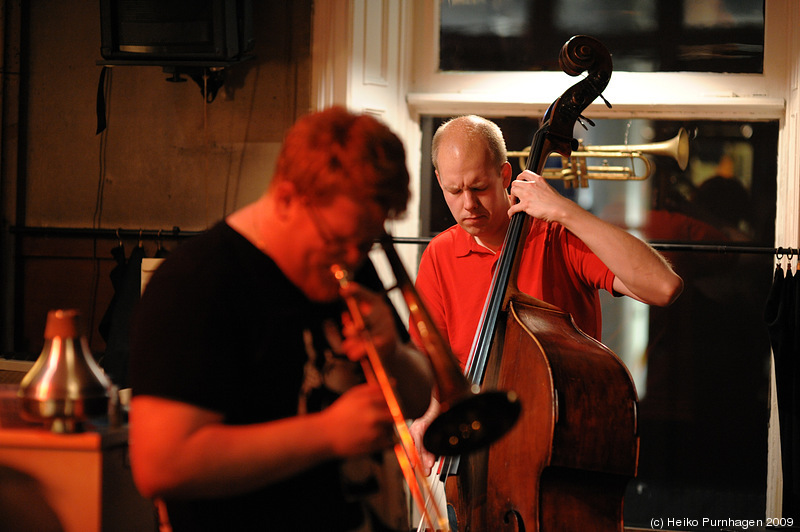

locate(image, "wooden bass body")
[[447, 292, 639, 531]]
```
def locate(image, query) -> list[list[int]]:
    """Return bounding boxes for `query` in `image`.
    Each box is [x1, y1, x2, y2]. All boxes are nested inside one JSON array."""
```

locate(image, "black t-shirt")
[[130, 222, 392, 531]]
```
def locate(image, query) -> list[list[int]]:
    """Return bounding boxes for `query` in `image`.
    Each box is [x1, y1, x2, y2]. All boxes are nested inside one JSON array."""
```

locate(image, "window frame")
[[407, 2, 786, 122]]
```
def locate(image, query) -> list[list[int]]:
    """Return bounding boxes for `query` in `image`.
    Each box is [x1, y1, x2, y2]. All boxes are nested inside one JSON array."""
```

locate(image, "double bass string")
[[416, 455, 452, 532], [416, 57, 554, 532]]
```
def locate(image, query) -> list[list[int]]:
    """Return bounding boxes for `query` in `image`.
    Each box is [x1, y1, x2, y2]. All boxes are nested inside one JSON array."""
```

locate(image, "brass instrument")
[[333, 264, 449, 532], [332, 233, 521, 532], [507, 127, 689, 188], [377, 233, 520, 458]]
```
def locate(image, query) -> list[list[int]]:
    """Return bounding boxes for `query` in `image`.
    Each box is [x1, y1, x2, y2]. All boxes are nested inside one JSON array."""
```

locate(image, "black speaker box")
[[99, 0, 253, 64]]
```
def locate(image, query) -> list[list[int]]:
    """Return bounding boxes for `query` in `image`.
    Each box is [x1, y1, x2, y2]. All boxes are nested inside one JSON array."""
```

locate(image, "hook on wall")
[[163, 66, 226, 102]]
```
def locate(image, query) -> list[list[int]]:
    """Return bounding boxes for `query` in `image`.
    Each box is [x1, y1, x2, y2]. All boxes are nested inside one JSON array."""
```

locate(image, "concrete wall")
[[2, 0, 313, 357]]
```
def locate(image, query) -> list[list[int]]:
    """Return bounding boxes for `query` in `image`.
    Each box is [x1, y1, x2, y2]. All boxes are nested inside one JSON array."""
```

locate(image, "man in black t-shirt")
[[128, 107, 434, 532]]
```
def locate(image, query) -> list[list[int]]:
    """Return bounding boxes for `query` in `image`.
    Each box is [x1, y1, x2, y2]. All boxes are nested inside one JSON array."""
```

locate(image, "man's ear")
[[435, 169, 443, 188], [272, 180, 301, 220], [500, 161, 513, 189]]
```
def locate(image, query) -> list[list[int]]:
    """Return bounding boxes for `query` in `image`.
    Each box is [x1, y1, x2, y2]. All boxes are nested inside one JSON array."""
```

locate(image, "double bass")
[[427, 35, 639, 531]]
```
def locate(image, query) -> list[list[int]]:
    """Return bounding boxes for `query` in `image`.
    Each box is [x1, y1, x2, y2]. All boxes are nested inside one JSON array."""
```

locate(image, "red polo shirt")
[[413, 218, 617, 368]]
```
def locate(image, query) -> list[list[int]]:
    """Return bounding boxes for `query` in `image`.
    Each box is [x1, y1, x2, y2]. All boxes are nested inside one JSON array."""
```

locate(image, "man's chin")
[[459, 220, 485, 235], [308, 288, 340, 304], [297, 277, 341, 303]]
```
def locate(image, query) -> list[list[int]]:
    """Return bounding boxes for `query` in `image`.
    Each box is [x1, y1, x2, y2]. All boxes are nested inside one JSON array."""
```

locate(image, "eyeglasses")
[[305, 202, 378, 256]]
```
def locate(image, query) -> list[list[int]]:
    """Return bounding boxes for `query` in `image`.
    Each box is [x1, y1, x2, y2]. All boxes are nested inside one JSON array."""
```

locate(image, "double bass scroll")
[[466, 34, 615, 387]]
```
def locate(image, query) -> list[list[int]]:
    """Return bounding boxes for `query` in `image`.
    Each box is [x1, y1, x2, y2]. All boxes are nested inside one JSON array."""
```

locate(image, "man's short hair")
[[273, 106, 410, 218], [431, 115, 508, 171]]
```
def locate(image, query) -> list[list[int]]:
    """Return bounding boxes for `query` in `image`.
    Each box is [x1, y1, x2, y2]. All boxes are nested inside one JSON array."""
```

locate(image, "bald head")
[[431, 115, 508, 172]]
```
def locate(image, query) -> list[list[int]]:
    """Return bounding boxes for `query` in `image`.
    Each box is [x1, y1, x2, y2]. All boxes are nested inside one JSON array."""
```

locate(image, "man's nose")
[[338, 241, 371, 271], [463, 190, 479, 210]]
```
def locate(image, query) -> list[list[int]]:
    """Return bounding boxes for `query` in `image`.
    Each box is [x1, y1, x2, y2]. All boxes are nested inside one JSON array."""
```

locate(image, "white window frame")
[[408, 2, 785, 121]]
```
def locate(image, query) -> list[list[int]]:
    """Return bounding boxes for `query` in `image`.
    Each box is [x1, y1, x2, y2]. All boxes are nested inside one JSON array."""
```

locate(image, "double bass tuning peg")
[[576, 115, 595, 130]]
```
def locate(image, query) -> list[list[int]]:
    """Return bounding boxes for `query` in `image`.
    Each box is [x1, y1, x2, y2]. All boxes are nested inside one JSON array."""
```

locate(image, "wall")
[[1, 0, 313, 359]]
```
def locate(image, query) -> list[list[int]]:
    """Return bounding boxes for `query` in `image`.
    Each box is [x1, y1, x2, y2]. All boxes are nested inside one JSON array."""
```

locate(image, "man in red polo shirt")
[[410, 115, 683, 474]]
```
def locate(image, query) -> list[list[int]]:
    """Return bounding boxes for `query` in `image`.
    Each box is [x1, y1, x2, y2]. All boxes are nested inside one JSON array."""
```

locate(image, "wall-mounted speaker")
[[99, 0, 254, 65]]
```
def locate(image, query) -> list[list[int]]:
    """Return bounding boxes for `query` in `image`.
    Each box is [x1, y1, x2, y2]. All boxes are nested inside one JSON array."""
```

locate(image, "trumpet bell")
[[423, 389, 521, 456], [587, 126, 689, 171], [673, 127, 689, 170]]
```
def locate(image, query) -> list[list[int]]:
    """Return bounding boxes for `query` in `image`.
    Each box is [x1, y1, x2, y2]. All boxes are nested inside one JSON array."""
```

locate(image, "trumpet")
[[507, 127, 689, 188]]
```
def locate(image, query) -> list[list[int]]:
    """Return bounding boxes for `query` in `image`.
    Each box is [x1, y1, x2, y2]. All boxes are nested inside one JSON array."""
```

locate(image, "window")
[[420, 115, 778, 524], [440, 0, 764, 73]]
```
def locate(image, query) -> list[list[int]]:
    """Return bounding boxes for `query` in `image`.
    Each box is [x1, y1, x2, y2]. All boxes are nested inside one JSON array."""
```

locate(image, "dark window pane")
[[439, 0, 764, 73]]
